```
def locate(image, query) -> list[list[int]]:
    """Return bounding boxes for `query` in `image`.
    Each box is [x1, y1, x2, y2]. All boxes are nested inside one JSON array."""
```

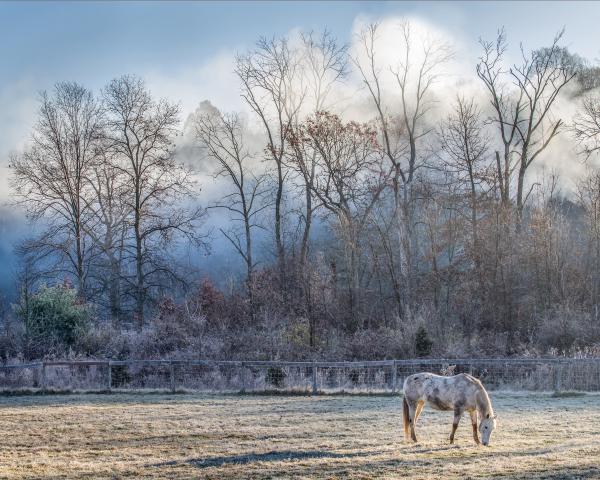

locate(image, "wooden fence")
[[1, 358, 599, 393]]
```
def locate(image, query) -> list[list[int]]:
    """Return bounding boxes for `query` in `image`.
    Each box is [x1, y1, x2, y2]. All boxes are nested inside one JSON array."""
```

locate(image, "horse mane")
[[475, 380, 494, 418]]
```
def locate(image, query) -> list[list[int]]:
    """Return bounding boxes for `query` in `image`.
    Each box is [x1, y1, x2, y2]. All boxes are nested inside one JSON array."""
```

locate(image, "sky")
[[1, 0, 600, 290], [2, 1, 600, 159]]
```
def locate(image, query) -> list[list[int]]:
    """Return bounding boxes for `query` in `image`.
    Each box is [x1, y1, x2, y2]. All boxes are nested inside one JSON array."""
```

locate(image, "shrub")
[[266, 366, 286, 388], [14, 284, 89, 358], [348, 369, 360, 385], [415, 326, 433, 357]]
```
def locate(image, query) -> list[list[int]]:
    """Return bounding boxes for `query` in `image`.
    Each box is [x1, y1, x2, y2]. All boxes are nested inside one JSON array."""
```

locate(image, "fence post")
[[312, 362, 318, 395], [391, 360, 397, 394], [106, 361, 112, 392], [40, 362, 46, 390], [554, 364, 562, 392], [240, 362, 246, 394], [170, 362, 176, 393]]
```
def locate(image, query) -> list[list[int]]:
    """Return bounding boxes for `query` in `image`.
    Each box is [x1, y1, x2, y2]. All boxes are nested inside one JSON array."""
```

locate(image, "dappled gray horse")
[[403, 372, 497, 446]]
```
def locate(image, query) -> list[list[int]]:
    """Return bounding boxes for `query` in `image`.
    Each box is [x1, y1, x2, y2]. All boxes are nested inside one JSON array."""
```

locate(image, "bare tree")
[[300, 30, 348, 113], [572, 92, 600, 312], [478, 29, 576, 225], [10, 82, 104, 297], [83, 154, 129, 327], [511, 31, 576, 224], [439, 96, 490, 268], [268, 31, 350, 345], [419, 179, 462, 314], [573, 93, 600, 158], [235, 36, 304, 287], [292, 30, 348, 267], [193, 107, 267, 315], [354, 21, 453, 317], [103, 75, 205, 329], [477, 29, 523, 208], [576, 170, 600, 310], [301, 111, 389, 330]]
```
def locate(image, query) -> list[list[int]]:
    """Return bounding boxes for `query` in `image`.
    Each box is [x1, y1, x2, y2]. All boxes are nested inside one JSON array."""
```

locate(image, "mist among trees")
[[3, 22, 600, 361]]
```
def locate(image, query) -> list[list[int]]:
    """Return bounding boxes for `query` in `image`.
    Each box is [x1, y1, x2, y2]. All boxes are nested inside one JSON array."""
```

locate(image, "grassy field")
[[0, 392, 599, 479]]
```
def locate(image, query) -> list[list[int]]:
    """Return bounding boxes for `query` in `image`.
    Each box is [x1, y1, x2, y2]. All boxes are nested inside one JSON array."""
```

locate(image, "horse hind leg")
[[403, 397, 410, 441], [407, 399, 419, 442]]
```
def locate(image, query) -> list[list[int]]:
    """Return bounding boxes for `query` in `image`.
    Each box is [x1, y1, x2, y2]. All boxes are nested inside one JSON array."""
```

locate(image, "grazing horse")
[[402, 372, 497, 446]]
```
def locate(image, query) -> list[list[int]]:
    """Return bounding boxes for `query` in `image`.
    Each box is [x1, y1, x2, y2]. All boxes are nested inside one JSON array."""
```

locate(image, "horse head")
[[479, 413, 497, 446]]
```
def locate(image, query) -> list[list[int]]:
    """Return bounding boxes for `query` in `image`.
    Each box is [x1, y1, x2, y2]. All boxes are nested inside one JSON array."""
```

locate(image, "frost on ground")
[[0, 393, 598, 479]]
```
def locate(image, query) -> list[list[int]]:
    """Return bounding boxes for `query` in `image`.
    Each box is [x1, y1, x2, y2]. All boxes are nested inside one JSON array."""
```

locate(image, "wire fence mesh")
[[1, 358, 599, 393]]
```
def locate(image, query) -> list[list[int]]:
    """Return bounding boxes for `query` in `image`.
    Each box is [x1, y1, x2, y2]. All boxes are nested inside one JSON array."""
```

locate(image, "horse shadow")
[[150, 449, 374, 469]]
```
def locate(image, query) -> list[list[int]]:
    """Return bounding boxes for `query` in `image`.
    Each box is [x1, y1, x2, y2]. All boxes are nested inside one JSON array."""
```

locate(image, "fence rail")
[[1, 358, 599, 393]]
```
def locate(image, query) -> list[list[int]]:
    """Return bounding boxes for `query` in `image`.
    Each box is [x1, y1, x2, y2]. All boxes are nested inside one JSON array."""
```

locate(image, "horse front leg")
[[469, 410, 480, 445], [449, 408, 463, 444], [408, 401, 419, 442]]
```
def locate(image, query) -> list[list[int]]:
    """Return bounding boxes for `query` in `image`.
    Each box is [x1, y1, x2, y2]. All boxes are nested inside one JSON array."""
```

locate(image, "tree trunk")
[[75, 219, 86, 299], [516, 158, 527, 231], [275, 159, 285, 290], [134, 187, 144, 331], [244, 205, 255, 319], [300, 178, 313, 268], [109, 256, 121, 329]]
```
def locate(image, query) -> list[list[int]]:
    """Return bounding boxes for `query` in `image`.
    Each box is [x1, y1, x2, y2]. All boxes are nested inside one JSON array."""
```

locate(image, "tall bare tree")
[[511, 31, 576, 224], [576, 171, 600, 316], [301, 111, 389, 330], [294, 30, 348, 267], [573, 92, 600, 158], [103, 75, 205, 329], [235, 37, 304, 287], [193, 107, 268, 315], [477, 29, 522, 208], [10, 82, 104, 297], [83, 154, 129, 327], [439, 96, 490, 268], [354, 21, 453, 316], [478, 29, 576, 226]]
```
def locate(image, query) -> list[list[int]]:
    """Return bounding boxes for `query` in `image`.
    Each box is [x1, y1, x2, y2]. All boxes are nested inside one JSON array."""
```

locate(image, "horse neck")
[[475, 385, 493, 418]]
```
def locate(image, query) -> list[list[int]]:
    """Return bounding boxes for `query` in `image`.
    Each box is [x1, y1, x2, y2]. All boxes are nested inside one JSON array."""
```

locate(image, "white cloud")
[[347, 14, 479, 116], [144, 49, 246, 121]]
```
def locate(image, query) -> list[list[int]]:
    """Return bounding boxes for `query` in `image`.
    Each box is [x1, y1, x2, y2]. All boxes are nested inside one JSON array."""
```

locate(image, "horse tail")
[[403, 395, 409, 440]]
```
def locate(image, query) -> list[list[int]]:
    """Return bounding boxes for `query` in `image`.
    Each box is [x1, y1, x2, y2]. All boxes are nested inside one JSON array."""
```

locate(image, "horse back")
[[404, 372, 480, 411]]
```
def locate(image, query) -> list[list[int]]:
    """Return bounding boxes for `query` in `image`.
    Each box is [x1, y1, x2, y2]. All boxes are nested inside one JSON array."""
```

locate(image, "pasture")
[[0, 392, 599, 479]]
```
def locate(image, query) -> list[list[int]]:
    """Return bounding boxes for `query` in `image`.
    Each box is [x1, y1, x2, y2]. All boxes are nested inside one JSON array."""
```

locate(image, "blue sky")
[[2, 1, 600, 86], [1, 1, 600, 158], [2, 1, 600, 93]]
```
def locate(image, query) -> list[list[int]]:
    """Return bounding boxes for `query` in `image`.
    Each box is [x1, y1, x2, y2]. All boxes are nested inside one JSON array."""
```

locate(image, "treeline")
[[3, 24, 600, 361]]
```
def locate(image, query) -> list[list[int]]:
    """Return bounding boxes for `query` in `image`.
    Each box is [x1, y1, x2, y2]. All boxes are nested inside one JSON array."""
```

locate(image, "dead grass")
[[0, 392, 599, 479]]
